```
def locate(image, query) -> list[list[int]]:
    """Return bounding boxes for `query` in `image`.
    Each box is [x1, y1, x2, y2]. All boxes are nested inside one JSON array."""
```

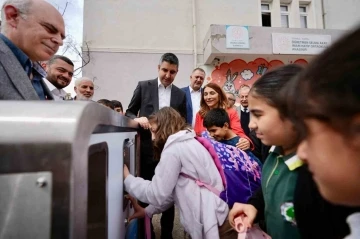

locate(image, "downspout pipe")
[[321, 0, 326, 29], [192, 0, 197, 68]]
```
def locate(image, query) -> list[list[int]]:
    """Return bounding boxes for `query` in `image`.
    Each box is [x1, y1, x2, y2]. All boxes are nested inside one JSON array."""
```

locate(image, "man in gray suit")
[[0, 0, 65, 100]]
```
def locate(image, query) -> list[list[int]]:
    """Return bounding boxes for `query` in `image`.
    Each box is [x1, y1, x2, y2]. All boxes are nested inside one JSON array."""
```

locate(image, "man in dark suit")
[[126, 53, 186, 239], [0, 0, 65, 100], [181, 68, 205, 126], [236, 85, 251, 136]]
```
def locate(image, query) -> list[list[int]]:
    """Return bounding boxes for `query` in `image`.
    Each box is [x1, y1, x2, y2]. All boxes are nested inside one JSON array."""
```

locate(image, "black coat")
[[125, 78, 187, 179]]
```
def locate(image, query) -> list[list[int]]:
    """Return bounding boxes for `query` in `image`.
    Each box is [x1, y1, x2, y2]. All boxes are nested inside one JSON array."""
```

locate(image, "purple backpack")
[[181, 136, 262, 207]]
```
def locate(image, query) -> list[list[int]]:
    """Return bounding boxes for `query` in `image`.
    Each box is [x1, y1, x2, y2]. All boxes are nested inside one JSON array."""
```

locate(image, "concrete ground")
[[152, 207, 189, 239]]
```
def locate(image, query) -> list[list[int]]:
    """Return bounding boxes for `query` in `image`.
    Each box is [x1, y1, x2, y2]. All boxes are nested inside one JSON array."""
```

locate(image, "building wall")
[[82, 0, 359, 109], [84, 52, 194, 106], [323, 0, 360, 30], [84, 0, 261, 53]]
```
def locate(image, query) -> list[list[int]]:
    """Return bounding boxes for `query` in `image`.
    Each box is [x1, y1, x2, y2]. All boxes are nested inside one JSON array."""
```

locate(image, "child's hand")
[[124, 164, 130, 179], [236, 138, 250, 150], [228, 203, 257, 229], [126, 195, 146, 221]]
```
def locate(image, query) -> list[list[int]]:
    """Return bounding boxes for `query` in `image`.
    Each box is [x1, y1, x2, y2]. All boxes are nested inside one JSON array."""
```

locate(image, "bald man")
[[74, 77, 94, 101], [0, 0, 65, 100]]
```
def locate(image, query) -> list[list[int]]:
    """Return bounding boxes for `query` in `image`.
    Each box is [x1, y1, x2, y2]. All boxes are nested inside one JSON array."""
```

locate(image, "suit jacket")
[[126, 78, 186, 119], [0, 38, 53, 100], [181, 86, 203, 125], [126, 79, 187, 173]]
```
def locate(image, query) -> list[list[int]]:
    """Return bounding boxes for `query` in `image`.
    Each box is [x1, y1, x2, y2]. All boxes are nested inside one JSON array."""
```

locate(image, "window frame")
[[299, 5, 308, 28], [280, 4, 290, 28], [261, 3, 272, 27]]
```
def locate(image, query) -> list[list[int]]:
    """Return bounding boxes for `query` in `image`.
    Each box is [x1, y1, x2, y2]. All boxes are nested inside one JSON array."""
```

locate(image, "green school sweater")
[[262, 146, 303, 239]]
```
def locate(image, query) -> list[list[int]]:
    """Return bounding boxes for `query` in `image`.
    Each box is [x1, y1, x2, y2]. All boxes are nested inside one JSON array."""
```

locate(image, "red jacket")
[[194, 108, 253, 147]]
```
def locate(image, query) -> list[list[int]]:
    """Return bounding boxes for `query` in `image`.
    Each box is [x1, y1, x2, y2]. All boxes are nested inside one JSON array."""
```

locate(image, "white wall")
[[83, 52, 194, 108], [323, 0, 360, 30], [82, 0, 360, 109], [83, 0, 260, 54]]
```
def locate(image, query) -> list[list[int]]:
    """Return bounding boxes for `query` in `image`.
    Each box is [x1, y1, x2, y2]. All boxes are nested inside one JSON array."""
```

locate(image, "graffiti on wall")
[[207, 58, 308, 103]]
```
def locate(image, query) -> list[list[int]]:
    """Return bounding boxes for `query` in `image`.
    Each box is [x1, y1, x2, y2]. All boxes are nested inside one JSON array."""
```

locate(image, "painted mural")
[[207, 58, 308, 104]]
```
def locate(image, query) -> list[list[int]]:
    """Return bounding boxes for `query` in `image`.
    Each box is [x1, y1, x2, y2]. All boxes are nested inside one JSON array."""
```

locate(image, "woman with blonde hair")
[[194, 83, 252, 150]]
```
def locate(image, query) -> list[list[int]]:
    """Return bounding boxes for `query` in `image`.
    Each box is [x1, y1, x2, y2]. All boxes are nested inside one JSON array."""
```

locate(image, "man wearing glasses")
[[236, 85, 251, 136], [0, 0, 65, 100]]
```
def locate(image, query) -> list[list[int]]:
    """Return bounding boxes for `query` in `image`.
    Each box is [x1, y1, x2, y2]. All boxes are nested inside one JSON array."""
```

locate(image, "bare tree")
[[53, 0, 90, 76]]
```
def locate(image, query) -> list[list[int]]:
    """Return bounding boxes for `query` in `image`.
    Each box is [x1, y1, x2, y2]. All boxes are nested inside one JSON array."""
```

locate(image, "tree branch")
[[62, 1, 69, 16]]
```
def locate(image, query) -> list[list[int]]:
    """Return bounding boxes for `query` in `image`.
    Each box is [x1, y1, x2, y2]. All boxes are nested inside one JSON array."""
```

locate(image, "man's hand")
[[134, 117, 150, 129], [126, 195, 146, 221], [236, 138, 250, 150], [124, 164, 130, 179], [228, 203, 257, 229]]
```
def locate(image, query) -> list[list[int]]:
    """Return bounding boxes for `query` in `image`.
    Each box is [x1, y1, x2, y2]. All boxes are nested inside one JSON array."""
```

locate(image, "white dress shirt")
[[240, 105, 249, 113], [43, 78, 67, 101], [158, 78, 172, 109], [345, 213, 360, 239], [189, 86, 201, 127]]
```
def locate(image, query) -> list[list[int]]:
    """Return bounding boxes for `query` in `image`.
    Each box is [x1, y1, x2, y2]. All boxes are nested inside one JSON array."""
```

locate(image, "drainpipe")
[[321, 0, 326, 29], [192, 0, 197, 68]]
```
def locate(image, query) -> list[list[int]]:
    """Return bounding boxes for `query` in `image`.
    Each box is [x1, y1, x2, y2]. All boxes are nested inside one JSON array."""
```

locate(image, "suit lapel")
[[0, 39, 39, 100], [41, 79, 54, 100], [170, 86, 178, 108], [151, 79, 159, 112], [185, 87, 192, 112]]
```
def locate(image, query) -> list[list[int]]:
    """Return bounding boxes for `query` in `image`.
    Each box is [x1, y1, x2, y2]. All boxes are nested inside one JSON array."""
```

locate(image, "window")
[[261, 3, 271, 27], [280, 5, 289, 28], [299, 6, 308, 28]]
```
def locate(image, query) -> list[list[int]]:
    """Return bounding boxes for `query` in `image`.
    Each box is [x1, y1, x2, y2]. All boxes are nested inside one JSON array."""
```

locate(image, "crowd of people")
[[0, 0, 360, 239]]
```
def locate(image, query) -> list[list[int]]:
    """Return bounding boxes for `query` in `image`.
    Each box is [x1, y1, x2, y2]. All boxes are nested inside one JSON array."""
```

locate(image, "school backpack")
[[181, 134, 262, 207]]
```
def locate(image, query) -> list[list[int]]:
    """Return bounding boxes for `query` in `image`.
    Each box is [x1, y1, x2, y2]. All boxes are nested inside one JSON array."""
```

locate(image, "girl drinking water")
[[123, 107, 237, 239], [228, 64, 358, 239]]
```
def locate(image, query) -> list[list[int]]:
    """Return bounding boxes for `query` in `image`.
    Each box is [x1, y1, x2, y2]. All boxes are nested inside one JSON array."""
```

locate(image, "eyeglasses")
[[227, 98, 236, 102]]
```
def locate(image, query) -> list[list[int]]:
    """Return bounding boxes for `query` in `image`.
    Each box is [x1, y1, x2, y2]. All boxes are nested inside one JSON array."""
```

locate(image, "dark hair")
[[250, 64, 304, 118], [148, 107, 188, 160], [159, 53, 179, 67], [286, 26, 360, 138], [203, 108, 230, 128], [48, 55, 74, 66], [199, 83, 228, 117], [192, 67, 205, 74], [111, 100, 123, 110], [97, 99, 115, 110]]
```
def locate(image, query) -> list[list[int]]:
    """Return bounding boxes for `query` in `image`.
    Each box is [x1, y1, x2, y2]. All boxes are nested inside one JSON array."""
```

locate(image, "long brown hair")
[[199, 83, 228, 117], [148, 107, 188, 160]]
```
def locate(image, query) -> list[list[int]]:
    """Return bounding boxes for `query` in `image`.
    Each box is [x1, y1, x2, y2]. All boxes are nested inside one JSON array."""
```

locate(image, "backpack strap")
[[195, 136, 227, 187], [145, 214, 151, 239], [180, 173, 221, 196]]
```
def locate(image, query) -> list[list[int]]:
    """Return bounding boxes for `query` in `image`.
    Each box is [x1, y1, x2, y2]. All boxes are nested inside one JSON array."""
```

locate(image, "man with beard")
[[181, 68, 205, 126], [74, 77, 94, 100], [44, 55, 74, 100]]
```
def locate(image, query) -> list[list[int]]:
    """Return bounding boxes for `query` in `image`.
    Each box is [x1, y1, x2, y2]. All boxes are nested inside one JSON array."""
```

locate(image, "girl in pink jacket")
[[123, 107, 237, 239]]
